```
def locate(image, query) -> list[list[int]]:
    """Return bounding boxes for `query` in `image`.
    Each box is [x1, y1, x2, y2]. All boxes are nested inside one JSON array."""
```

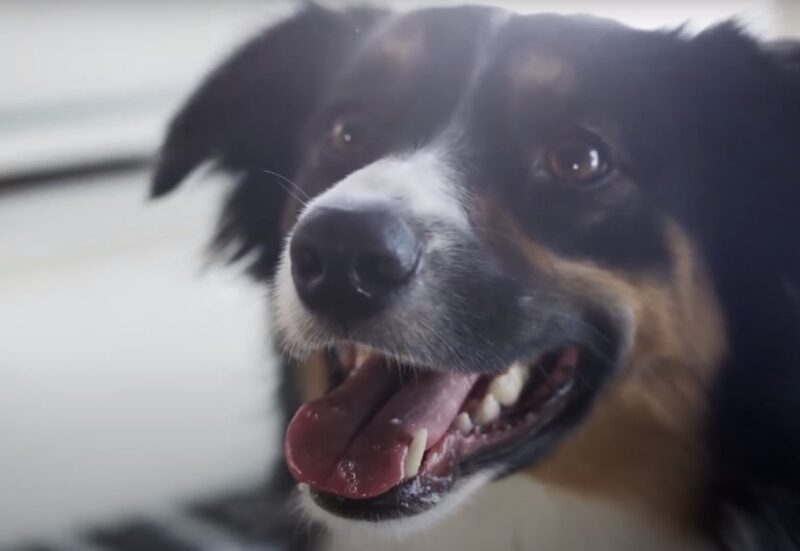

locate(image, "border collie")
[[152, 4, 800, 550]]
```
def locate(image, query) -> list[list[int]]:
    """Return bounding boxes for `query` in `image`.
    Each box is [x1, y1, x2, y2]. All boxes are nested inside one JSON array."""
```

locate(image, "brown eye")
[[329, 115, 368, 154], [546, 134, 612, 185]]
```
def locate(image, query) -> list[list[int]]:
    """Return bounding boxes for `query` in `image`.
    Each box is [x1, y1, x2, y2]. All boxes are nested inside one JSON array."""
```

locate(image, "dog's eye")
[[329, 115, 368, 154], [545, 133, 612, 185]]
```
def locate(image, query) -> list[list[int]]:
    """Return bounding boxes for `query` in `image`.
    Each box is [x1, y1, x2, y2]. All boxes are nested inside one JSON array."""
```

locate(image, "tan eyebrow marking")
[[510, 52, 575, 93], [380, 28, 424, 70]]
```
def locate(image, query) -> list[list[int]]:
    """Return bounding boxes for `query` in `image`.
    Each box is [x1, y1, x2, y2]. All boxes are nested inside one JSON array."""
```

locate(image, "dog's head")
[[153, 4, 800, 536]]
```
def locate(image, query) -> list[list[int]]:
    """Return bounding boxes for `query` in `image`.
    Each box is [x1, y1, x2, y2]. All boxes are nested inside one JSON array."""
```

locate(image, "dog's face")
[[153, 4, 800, 536]]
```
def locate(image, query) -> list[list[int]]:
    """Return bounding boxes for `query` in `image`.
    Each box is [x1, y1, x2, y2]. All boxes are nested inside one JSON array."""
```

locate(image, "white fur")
[[297, 147, 469, 253], [300, 475, 711, 551]]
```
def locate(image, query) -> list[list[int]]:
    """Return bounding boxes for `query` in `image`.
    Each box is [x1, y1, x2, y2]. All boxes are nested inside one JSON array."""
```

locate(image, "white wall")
[[773, 0, 800, 36], [0, 0, 293, 176]]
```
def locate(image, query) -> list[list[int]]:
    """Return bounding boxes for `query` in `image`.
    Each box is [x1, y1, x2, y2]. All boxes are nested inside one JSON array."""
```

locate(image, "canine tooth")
[[404, 429, 427, 479], [489, 363, 529, 407], [475, 394, 500, 425], [456, 412, 473, 436]]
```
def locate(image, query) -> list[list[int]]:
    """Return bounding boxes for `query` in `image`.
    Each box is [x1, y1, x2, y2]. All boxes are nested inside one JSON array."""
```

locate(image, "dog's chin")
[[283, 337, 616, 528]]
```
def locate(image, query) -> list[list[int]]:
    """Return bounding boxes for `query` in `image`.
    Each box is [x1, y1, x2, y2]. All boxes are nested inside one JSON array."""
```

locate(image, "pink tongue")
[[285, 360, 477, 499]]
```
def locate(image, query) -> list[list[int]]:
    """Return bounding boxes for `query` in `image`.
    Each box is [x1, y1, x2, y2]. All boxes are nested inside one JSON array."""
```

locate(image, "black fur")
[[153, 6, 800, 549], [677, 30, 800, 549]]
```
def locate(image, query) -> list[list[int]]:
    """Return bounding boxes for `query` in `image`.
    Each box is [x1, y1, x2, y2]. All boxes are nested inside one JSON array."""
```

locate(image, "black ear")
[[151, 4, 384, 277]]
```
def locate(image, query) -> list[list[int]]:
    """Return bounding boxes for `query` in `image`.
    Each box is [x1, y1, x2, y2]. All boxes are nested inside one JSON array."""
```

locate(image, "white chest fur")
[[303, 475, 711, 551]]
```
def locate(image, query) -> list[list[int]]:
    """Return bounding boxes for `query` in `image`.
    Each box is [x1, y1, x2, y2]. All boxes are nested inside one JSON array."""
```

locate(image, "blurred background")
[[1, 1, 797, 549]]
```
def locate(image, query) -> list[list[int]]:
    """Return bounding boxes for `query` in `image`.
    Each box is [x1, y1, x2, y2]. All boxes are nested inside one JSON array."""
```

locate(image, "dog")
[[151, 4, 800, 550]]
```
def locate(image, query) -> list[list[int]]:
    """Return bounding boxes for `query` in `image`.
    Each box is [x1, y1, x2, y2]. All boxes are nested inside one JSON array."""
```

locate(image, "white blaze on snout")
[[273, 148, 470, 356], [297, 149, 468, 231]]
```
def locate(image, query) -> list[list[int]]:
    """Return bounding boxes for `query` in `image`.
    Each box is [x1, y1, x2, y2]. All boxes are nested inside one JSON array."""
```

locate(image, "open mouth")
[[284, 343, 587, 519]]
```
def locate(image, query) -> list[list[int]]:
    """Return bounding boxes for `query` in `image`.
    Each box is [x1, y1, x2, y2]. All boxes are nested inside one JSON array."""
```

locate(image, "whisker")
[[262, 168, 311, 205]]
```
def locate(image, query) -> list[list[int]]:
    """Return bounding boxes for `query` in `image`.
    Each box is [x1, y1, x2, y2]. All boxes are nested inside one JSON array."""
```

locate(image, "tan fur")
[[513, 221, 726, 534], [509, 53, 575, 95], [379, 28, 424, 71]]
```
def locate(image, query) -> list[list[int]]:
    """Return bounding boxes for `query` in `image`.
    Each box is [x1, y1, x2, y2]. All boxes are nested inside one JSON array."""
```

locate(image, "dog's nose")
[[289, 205, 421, 322]]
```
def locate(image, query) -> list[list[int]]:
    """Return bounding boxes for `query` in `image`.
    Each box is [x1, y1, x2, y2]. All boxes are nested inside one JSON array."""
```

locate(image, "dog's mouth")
[[285, 342, 590, 520]]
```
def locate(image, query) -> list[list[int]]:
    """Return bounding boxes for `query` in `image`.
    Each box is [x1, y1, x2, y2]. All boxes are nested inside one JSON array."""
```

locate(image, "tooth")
[[456, 412, 473, 436], [489, 363, 529, 407], [474, 394, 500, 425], [404, 429, 427, 479]]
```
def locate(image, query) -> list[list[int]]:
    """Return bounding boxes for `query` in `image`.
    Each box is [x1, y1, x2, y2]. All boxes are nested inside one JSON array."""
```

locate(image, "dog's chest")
[[322, 477, 710, 551]]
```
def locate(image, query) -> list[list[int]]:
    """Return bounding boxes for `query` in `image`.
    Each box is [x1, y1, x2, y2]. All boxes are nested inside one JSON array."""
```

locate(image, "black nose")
[[289, 205, 422, 322]]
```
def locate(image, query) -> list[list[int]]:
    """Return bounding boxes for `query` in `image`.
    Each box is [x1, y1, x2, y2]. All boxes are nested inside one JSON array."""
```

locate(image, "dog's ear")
[[150, 5, 384, 277]]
